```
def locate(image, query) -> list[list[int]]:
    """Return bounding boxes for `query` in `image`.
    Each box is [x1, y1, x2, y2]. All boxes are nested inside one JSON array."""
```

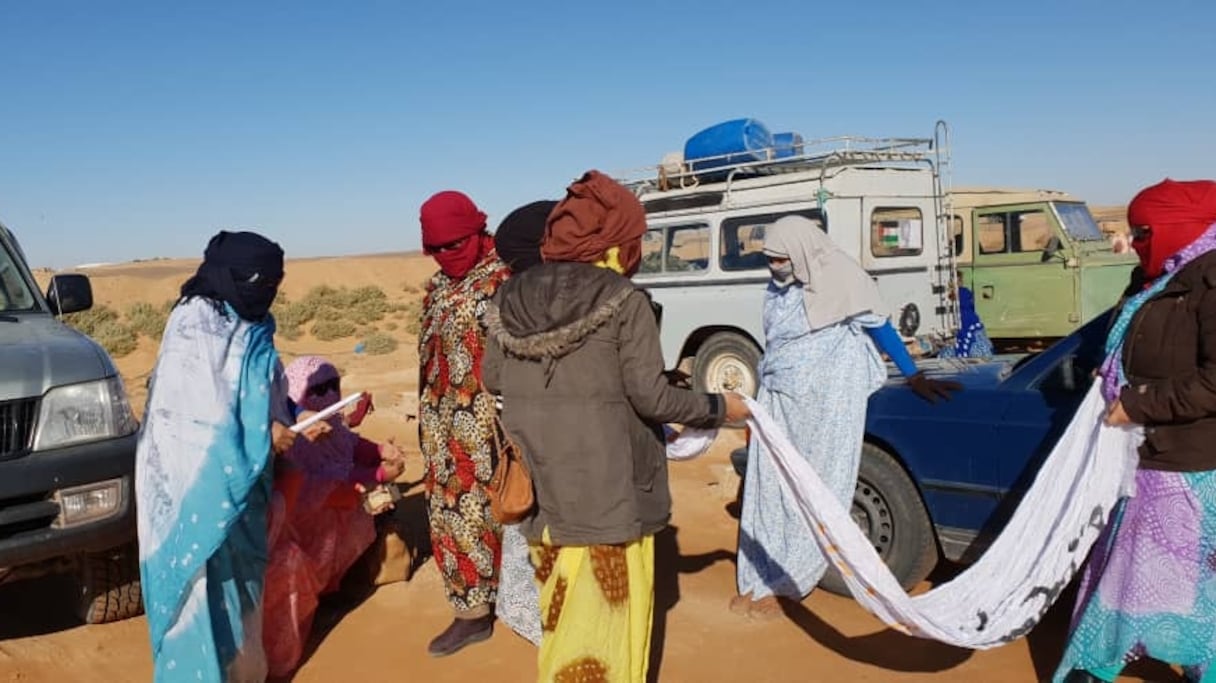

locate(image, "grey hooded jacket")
[[482, 262, 725, 545]]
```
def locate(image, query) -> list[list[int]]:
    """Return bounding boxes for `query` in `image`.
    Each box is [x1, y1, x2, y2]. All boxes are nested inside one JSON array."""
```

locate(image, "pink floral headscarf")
[[284, 356, 359, 481]]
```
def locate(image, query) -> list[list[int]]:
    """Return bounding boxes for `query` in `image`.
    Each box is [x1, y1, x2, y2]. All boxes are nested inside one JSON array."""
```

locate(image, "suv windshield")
[[1054, 202, 1106, 242], [0, 240, 38, 312]]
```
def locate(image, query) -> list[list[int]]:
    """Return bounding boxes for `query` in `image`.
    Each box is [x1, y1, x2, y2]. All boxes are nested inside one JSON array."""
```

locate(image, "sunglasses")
[[1131, 226, 1152, 241], [232, 268, 283, 290], [423, 236, 470, 255], [307, 377, 340, 397]]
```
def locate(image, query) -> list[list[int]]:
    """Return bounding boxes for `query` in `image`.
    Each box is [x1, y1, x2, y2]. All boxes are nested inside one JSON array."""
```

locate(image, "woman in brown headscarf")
[[483, 171, 750, 682]]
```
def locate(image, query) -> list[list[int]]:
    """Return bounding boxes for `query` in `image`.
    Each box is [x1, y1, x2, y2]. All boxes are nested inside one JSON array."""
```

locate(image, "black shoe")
[[427, 616, 494, 657], [1061, 670, 1105, 683]]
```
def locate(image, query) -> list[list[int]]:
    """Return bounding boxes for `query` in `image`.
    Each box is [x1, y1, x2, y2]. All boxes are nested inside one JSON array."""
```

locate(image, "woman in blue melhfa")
[[733, 215, 958, 619]]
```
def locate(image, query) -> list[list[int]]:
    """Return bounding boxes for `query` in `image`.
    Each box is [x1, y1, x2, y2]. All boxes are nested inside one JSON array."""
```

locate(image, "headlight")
[[32, 376, 138, 451]]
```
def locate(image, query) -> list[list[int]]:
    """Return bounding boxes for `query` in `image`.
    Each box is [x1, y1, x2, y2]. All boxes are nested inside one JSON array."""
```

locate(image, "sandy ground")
[[3, 252, 1176, 682]]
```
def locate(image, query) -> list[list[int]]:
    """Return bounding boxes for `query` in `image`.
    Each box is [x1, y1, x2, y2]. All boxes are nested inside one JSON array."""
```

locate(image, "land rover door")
[[860, 197, 948, 339], [969, 203, 1077, 339]]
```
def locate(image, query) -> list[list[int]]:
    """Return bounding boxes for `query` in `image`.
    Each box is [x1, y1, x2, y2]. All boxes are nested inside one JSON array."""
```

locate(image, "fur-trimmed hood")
[[484, 262, 635, 361]]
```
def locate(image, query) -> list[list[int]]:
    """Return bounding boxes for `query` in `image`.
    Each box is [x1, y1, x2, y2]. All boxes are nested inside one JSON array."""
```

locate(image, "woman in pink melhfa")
[[262, 355, 405, 677]]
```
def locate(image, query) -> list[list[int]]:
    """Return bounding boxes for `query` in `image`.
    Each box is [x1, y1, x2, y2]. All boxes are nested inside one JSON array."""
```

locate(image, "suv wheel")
[[693, 332, 761, 397], [818, 443, 939, 596], [77, 543, 144, 624]]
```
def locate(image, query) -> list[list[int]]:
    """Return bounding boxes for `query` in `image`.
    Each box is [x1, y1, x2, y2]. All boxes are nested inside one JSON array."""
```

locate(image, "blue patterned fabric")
[[939, 287, 994, 359], [737, 282, 887, 600], [496, 523, 542, 645], [136, 299, 282, 682], [1053, 470, 1216, 683]]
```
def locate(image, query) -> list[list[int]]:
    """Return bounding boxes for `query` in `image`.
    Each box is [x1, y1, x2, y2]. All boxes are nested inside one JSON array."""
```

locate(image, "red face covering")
[[421, 190, 490, 278], [1127, 179, 1216, 279]]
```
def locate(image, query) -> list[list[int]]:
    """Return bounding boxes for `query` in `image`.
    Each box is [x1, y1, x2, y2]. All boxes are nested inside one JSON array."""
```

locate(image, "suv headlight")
[[32, 376, 138, 452]]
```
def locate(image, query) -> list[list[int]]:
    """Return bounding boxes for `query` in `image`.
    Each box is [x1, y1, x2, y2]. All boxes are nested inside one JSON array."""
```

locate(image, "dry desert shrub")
[[125, 301, 172, 340], [273, 285, 393, 341], [362, 332, 399, 356], [64, 305, 139, 358], [311, 318, 358, 341]]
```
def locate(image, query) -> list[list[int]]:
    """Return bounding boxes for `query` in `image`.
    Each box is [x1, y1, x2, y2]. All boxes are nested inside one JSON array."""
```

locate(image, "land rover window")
[[1014, 210, 1054, 252], [640, 230, 664, 274], [952, 215, 965, 257], [978, 214, 1008, 254], [720, 221, 769, 271], [978, 209, 1054, 254], [639, 224, 710, 274], [664, 224, 710, 272], [720, 209, 824, 271], [870, 207, 924, 258], [1055, 202, 1106, 241]]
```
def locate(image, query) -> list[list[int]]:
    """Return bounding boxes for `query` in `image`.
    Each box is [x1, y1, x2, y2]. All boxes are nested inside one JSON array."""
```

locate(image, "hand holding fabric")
[[907, 373, 962, 404], [723, 392, 752, 424], [1105, 399, 1133, 426]]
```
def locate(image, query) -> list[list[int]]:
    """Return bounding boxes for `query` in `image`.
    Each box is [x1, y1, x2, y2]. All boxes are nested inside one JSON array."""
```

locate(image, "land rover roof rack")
[[614, 130, 943, 198]]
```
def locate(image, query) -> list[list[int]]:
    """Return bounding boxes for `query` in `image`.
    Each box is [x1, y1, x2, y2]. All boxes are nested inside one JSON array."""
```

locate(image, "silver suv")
[[0, 221, 143, 624]]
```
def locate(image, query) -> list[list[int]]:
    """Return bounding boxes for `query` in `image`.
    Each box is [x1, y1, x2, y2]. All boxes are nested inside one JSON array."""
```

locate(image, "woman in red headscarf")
[[416, 191, 513, 657], [1056, 180, 1216, 683]]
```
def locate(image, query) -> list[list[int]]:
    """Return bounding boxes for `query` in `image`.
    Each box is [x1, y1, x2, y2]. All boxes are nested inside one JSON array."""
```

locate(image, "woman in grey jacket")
[[483, 171, 749, 683]]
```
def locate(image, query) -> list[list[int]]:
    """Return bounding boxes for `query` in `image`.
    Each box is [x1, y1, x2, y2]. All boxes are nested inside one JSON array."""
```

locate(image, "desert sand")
[[3, 252, 1172, 683]]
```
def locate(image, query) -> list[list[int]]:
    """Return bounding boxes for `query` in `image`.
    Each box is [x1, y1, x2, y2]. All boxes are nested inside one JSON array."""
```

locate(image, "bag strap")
[[490, 412, 524, 466]]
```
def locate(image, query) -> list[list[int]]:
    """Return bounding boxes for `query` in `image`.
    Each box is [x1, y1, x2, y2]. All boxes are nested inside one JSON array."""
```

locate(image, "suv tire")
[[77, 543, 144, 624], [693, 332, 761, 397], [819, 443, 939, 596]]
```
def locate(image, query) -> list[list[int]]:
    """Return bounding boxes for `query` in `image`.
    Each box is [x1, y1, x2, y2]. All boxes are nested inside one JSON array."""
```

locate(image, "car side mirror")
[[1041, 235, 1064, 263], [46, 273, 94, 316]]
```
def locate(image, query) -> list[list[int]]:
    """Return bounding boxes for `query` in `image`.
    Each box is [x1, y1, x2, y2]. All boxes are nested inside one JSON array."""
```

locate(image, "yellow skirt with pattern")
[[529, 531, 655, 683]]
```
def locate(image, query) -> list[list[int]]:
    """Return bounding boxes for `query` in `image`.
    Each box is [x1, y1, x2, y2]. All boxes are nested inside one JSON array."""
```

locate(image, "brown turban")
[[541, 170, 647, 275]]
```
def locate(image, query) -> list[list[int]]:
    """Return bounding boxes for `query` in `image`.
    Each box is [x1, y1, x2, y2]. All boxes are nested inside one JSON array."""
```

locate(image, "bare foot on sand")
[[729, 593, 754, 616], [748, 596, 783, 621]]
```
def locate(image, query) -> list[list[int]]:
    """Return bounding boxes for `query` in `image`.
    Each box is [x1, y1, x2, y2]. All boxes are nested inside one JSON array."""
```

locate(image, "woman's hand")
[[1106, 400, 1133, 427], [299, 420, 332, 443], [380, 457, 406, 482], [723, 392, 752, 424], [271, 421, 297, 455], [907, 373, 962, 404]]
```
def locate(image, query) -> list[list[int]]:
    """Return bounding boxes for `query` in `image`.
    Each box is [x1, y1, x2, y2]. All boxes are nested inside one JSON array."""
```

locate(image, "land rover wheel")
[[819, 443, 938, 597], [693, 332, 761, 397], [77, 543, 144, 624]]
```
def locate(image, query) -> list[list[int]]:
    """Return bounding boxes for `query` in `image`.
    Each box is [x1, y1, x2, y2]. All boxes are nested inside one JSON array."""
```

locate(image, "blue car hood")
[[884, 356, 1016, 390]]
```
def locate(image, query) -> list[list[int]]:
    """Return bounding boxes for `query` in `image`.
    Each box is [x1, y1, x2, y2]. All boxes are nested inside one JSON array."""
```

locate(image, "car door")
[[971, 203, 1079, 339]]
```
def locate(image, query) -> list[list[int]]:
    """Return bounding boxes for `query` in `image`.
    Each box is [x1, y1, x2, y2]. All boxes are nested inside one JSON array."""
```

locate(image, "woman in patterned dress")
[[417, 191, 512, 656], [1056, 179, 1216, 683]]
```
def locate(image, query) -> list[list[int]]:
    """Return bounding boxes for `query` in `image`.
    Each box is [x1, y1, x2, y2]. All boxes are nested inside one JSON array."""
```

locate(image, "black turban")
[[494, 200, 557, 273], [180, 230, 285, 322]]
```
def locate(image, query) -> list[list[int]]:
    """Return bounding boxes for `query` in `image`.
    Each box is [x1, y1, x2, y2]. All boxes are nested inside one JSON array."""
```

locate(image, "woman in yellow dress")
[[483, 171, 749, 681]]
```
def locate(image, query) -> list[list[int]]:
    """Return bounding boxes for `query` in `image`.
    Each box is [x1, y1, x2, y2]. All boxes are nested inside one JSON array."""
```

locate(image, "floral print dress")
[[418, 251, 512, 615]]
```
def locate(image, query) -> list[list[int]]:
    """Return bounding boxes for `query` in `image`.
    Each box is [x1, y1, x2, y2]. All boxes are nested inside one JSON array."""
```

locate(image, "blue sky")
[[2, 1, 1213, 268]]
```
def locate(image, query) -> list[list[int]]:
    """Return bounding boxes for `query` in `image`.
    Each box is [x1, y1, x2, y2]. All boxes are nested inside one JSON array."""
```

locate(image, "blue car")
[[731, 310, 1110, 595]]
